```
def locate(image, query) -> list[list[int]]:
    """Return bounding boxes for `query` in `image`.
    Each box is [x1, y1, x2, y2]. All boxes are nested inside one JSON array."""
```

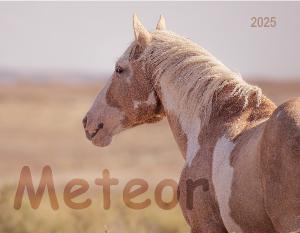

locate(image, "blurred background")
[[0, 2, 299, 233]]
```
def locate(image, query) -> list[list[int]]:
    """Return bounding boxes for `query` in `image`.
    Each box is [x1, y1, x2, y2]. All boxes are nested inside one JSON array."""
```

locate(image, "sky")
[[0, 2, 300, 80]]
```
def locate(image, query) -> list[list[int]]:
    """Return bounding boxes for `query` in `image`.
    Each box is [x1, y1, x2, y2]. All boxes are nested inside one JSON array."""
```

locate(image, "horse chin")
[[92, 134, 112, 147]]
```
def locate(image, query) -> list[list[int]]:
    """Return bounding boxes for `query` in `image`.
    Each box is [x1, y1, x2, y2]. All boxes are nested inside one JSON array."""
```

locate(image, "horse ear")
[[156, 15, 167, 30], [133, 13, 152, 47]]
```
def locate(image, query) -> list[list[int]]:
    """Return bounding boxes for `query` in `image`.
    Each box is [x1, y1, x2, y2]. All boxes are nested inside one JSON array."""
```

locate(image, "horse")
[[83, 15, 300, 233]]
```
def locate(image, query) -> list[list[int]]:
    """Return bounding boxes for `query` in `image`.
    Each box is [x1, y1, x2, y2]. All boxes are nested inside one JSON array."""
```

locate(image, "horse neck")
[[152, 66, 276, 164]]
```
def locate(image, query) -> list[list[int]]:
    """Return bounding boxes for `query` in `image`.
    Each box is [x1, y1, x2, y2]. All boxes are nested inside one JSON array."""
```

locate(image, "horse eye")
[[115, 65, 124, 74]]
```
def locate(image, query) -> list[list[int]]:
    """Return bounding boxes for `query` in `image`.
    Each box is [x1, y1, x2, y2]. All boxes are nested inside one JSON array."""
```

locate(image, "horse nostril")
[[83, 119, 104, 141], [82, 116, 88, 128], [85, 122, 104, 141], [98, 123, 104, 129]]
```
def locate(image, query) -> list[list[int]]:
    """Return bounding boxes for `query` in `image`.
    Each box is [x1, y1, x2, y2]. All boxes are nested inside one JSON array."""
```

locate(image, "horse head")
[[83, 15, 166, 146]]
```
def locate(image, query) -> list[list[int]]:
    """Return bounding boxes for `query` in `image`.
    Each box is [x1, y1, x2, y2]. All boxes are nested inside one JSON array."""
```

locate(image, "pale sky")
[[0, 2, 300, 80]]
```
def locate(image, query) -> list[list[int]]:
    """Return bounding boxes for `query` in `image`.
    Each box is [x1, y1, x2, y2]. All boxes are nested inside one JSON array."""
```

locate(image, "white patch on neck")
[[212, 135, 243, 233], [133, 92, 156, 109], [159, 77, 201, 167], [185, 118, 201, 166]]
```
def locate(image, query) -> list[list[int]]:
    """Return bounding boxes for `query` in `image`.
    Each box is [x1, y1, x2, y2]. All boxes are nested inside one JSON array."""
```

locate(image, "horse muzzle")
[[82, 115, 112, 147]]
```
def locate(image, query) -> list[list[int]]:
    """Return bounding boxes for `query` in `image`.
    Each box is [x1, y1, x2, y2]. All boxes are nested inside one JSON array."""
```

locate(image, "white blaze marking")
[[89, 78, 124, 133], [133, 92, 156, 109], [212, 135, 243, 233]]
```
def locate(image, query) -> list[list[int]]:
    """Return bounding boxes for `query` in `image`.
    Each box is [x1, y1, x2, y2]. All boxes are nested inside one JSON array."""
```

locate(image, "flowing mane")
[[140, 30, 262, 127]]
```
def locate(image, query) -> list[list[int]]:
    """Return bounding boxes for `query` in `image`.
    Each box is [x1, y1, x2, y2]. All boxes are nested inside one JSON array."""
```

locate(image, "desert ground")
[[0, 80, 299, 233]]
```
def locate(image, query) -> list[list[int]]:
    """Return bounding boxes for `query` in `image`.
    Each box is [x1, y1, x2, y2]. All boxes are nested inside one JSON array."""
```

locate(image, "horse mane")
[[139, 30, 262, 126]]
